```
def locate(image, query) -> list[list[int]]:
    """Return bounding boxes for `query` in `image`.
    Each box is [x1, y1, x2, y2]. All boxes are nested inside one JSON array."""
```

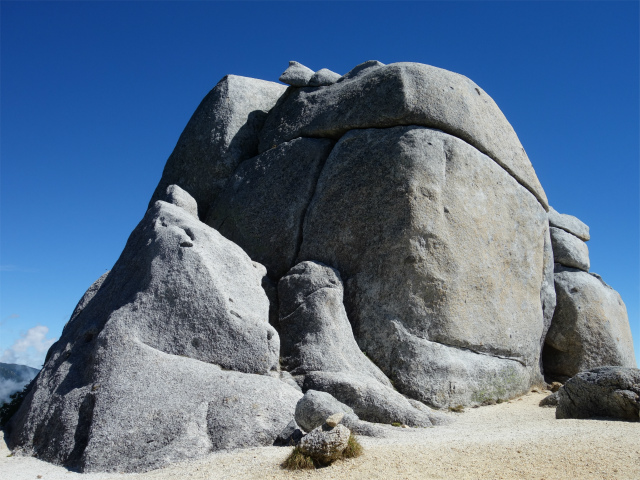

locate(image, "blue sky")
[[1, 1, 638, 369]]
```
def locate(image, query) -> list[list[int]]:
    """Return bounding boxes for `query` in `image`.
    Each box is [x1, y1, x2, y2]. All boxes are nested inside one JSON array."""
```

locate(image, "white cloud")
[[0, 325, 57, 369]]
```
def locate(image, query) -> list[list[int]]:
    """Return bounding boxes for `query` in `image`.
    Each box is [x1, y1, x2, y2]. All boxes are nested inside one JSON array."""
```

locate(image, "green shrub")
[[282, 446, 315, 470], [342, 433, 363, 459]]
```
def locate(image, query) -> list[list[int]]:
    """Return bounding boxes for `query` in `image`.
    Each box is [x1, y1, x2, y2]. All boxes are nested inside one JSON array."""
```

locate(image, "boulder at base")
[[149, 75, 286, 219], [556, 367, 640, 421], [543, 267, 636, 380], [298, 126, 549, 408], [7, 187, 301, 473]]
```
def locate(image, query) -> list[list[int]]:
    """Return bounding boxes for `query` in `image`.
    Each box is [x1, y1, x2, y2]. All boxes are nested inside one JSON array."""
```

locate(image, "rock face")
[[556, 367, 640, 420], [279, 261, 451, 425], [260, 62, 548, 209], [8, 60, 636, 473], [7, 188, 301, 472], [550, 227, 590, 272], [543, 267, 636, 380], [298, 126, 549, 407], [149, 75, 287, 219], [206, 139, 335, 278]]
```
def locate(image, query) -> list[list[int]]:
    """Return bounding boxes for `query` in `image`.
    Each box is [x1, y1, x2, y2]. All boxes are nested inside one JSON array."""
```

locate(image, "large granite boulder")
[[149, 75, 286, 219], [556, 367, 640, 421], [278, 261, 450, 426], [6, 187, 301, 472], [298, 126, 549, 408], [206, 138, 335, 278], [550, 226, 590, 272], [543, 267, 636, 380], [260, 62, 548, 209]]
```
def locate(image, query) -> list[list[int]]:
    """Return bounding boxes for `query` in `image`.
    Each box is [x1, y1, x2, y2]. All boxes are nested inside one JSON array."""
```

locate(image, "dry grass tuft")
[[449, 405, 465, 413], [342, 433, 363, 459], [281, 446, 315, 470]]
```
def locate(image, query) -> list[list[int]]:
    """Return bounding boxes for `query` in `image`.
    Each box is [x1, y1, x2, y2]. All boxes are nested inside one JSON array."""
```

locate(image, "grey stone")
[[149, 75, 286, 219], [550, 227, 590, 271], [548, 207, 590, 241], [539, 392, 559, 407], [260, 62, 548, 209], [7, 199, 302, 472], [543, 268, 636, 379], [303, 371, 452, 427], [295, 390, 386, 437], [298, 423, 350, 464], [325, 412, 344, 427], [298, 126, 549, 407], [308, 68, 341, 87], [279, 61, 315, 87], [68, 271, 110, 324], [278, 261, 391, 386], [206, 138, 334, 278], [556, 367, 640, 421], [337, 60, 385, 82], [159, 184, 199, 218], [273, 420, 304, 446]]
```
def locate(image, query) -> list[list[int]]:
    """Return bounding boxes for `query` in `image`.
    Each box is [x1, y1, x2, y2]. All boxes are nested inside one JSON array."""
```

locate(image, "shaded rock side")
[[556, 367, 640, 421], [543, 268, 636, 379], [298, 126, 549, 407], [279, 261, 451, 427], [206, 138, 335, 278], [149, 75, 287, 219], [7, 195, 302, 472], [550, 227, 590, 272], [260, 61, 548, 209], [548, 206, 590, 241], [540, 224, 557, 349]]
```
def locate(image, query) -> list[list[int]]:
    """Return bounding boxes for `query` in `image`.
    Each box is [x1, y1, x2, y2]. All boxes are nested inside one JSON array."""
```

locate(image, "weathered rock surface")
[[550, 227, 590, 271], [337, 60, 385, 82], [298, 423, 351, 464], [279, 261, 450, 426], [309, 68, 341, 87], [298, 126, 549, 407], [278, 261, 391, 386], [149, 75, 286, 218], [158, 184, 199, 218], [548, 206, 590, 241], [7, 193, 301, 472], [279, 61, 315, 87], [206, 139, 334, 278], [556, 367, 640, 421], [295, 390, 387, 437], [543, 267, 636, 379], [260, 62, 548, 209]]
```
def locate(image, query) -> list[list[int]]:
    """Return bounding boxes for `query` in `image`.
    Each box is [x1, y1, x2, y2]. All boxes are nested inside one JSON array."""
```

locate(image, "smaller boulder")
[[550, 227, 590, 271], [308, 68, 341, 87], [548, 207, 590, 241], [160, 184, 199, 218], [539, 392, 559, 407], [556, 367, 640, 421], [279, 61, 315, 87], [298, 424, 351, 464], [325, 412, 344, 427]]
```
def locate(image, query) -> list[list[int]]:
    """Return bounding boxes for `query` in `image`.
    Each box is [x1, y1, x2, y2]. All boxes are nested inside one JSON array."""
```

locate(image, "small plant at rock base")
[[391, 422, 402, 427], [448, 405, 464, 413], [342, 433, 363, 459], [282, 446, 315, 470]]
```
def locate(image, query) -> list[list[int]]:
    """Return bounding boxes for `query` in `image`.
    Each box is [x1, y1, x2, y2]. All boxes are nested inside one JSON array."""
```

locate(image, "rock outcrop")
[[542, 266, 636, 380], [7, 187, 302, 472], [556, 367, 640, 420], [7, 60, 636, 472]]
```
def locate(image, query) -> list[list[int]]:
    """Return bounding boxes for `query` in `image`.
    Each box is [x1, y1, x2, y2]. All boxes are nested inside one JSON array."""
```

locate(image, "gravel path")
[[2, 391, 638, 480]]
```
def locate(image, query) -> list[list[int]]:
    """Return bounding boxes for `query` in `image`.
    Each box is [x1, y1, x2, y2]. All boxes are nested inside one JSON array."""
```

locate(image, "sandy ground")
[[1, 391, 638, 480]]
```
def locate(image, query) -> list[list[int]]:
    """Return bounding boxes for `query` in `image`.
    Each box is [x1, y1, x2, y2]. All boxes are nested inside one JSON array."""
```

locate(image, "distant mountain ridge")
[[0, 362, 39, 404]]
